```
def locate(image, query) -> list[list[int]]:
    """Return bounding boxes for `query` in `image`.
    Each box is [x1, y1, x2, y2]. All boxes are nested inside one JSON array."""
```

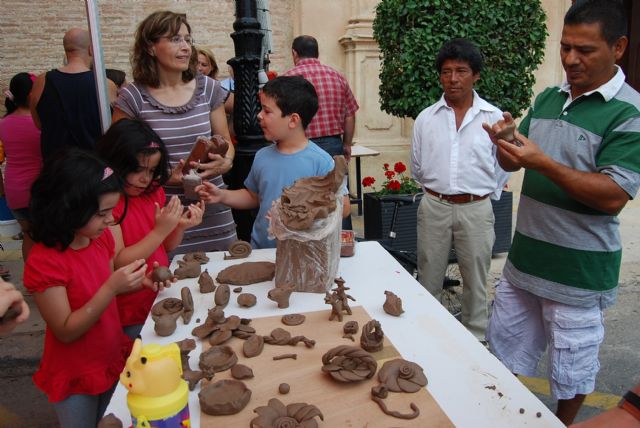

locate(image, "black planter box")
[[363, 191, 513, 256]]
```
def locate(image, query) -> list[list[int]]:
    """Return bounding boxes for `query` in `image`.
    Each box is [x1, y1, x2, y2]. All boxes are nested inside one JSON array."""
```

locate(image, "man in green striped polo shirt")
[[483, 0, 640, 424]]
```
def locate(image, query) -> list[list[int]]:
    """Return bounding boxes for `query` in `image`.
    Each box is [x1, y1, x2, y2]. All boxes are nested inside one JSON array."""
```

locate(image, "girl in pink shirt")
[[97, 119, 204, 339]]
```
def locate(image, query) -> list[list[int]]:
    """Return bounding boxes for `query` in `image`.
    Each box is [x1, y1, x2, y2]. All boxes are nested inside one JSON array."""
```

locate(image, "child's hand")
[[154, 195, 183, 235], [167, 159, 187, 186], [106, 259, 147, 295], [197, 153, 232, 179], [0, 279, 30, 335], [196, 181, 222, 204], [143, 261, 176, 293], [179, 201, 205, 229]]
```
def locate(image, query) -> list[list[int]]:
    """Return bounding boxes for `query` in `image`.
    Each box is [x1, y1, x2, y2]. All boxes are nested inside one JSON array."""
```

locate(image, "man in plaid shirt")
[[284, 35, 359, 161]]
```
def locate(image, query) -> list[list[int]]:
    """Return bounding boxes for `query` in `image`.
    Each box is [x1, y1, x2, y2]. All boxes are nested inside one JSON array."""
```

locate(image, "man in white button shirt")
[[411, 38, 508, 342]]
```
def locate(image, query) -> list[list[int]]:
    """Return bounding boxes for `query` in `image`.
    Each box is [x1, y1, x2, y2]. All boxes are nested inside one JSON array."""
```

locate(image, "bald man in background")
[[31, 28, 115, 159]]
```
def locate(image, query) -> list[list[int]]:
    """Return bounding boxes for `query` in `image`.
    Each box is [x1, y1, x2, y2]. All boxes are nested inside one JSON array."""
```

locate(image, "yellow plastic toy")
[[120, 339, 190, 428]]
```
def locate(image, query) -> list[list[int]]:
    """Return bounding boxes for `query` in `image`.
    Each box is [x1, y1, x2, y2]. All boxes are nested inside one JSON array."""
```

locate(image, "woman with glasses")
[[113, 10, 237, 254]]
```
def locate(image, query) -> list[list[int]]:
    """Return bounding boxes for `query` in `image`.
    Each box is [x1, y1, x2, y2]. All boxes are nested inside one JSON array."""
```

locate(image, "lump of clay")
[[182, 251, 210, 264], [181, 287, 194, 324], [251, 398, 324, 428], [224, 240, 252, 260], [174, 260, 201, 279], [199, 345, 238, 380], [281, 313, 305, 326], [360, 319, 384, 353], [182, 170, 202, 201], [321, 345, 377, 382], [198, 269, 215, 293], [243, 334, 265, 358], [97, 413, 123, 428], [231, 364, 254, 380], [216, 261, 275, 285], [151, 298, 183, 336], [215, 283, 230, 308], [176, 338, 204, 390], [264, 328, 315, 348], [192, 307, 226, 339], [343, 321, 358, 335], [237, 293, 257, 307], [182, 135, 228, 175], [378, 359, 428, 393], [494, 122, 516, 142], [383, 290, 404, 317], [151, 266, 173, 283], [278, 383, 290, 394], [199, 379, 251, 416], [267, 286, 294, 309]]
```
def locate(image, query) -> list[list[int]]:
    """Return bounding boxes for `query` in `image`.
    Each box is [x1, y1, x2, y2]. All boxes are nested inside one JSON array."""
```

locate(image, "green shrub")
[[373, 0, 548, 119]]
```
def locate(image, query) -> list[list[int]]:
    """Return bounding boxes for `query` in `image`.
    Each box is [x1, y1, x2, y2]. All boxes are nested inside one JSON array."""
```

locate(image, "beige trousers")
[[416, 193, 495, 340]]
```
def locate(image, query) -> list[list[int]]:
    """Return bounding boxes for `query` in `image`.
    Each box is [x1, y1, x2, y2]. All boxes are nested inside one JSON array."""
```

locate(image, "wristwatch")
[[619, 389, 640, 421]]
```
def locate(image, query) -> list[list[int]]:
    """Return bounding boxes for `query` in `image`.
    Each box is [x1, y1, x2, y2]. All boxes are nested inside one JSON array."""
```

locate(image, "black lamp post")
[[228, 0, 269, 241]]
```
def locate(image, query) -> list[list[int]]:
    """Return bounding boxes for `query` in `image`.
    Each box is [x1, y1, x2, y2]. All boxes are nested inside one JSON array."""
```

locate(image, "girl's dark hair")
[[131, 10, 197, 87], [4, 73, 33, 116], [96, 118, 170, 191], [29, 148, 124, 250]]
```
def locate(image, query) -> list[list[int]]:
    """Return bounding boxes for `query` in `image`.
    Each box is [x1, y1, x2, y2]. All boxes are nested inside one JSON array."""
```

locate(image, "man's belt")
[[425, 188, 489, 204]]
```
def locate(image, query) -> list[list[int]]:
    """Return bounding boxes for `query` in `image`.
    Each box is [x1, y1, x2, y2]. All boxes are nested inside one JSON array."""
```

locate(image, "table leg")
[[355, 157, 363, 215]]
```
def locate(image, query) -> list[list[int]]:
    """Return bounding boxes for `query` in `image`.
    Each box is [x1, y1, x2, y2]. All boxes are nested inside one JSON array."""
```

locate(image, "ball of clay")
[[237, 293, 257, 307], [151, 266, 172, 283], [278, 383, 290, 394]]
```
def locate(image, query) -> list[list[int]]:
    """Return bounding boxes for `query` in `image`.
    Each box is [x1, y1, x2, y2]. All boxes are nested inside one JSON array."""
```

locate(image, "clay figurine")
[[321, 345, 377, 382], [199, 345, 238, 379], [174, 259, 201, 279], [360, 319, 384, 353], [151, 266, 173, 283], [150, 298, 184, 336], [267, 285, 294, 309], [251, 398, 324, 428], [263, 328, 315, 348], [324, 292, 344, 322], [230, 364, 254, 380], [383, 290, 404, 317], [224, 240, 252, 260], [216, 261, 276, 285], [199, 379, 251, 416], [198, 269, 215, 293], [176, 338, 205, 390], [281, 313, 305, 326], [331, 277, 355, 315], [237, 293, 257, 307], [243, 334, 265, 358], [214, 283, 231, 308], [181, 287, 194, 324], [182, 251, 210, 264]]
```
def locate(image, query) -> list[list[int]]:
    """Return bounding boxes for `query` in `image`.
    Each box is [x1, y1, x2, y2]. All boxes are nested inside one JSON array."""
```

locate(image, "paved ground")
[[1, 198, 638, 427]]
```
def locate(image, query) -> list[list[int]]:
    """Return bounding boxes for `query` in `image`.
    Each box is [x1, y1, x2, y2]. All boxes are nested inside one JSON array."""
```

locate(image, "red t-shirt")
[[113, 187, 169, 326], [23, 229, 132, 402]]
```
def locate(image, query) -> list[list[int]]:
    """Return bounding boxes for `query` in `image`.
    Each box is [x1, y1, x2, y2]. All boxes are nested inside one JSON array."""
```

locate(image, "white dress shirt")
[[411, 91, 509, 200]]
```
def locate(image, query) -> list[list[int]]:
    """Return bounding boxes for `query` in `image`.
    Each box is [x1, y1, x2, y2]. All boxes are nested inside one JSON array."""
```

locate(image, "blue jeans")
[[311, 135, 344, 157], [53, 382, 117, 428]]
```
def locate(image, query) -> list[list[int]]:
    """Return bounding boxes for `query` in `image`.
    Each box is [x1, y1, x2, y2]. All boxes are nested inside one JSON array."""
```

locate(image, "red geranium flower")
[[386, 180, 401, 191], [363, 160, 420, 196], [383, 163, 390, 170], [385, 170, 396, 179], [394, 162, 407, 174], [362, 176, 376, 187]]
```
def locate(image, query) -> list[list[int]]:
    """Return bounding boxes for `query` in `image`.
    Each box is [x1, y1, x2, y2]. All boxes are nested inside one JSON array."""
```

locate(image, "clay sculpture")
[[243, 334, 265, 358], [207, 315, 241, 346], [191, 308, 245, 347], [383, 290, 404, 317], [182, 135, 229, 175], [378, 359, 428, 393], [342, 320, 359, 341], [331, 277, 355, 315], [199, 345, 238, 380], [176, 338, 204, 390], [150, 298, 184, 336], [267, 285, 294, 309], [182, 170, 202, 201], [214, 283, 231, 308], [198, 269, 215, 293], [97, 413, 123, 428], [224, 240, 252, 260], [263, 328, 315, 348], [230, 364, 254, 380], [182, 251, 210, 264], [321, 345, 377, 382], [251, 398, 324, 428], [324, 292, 345, 322], [281, 313, 305, 326], [174, 259, 201, 279], [237, 293, 257, 307], [360, 319, 384, 353], [494, 122, 523, 146], [216, 261, 275, 285], [181, 287, 194, 324], [199, 379, 251, 416], [192, 308, 226, 339], [151, 266, 173, 283]]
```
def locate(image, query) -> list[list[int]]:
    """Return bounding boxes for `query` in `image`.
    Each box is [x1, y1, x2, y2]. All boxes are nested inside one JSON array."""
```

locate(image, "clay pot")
[[237, 293, 257, 308], [198, 269, 215, 293], [199, 379, 251, 416], [360, 319, 384, 353], [199, 345, 238, 379]]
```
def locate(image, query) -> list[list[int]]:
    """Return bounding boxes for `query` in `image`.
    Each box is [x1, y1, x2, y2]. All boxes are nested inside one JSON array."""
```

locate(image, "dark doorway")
[[620, 0, 640, 91]]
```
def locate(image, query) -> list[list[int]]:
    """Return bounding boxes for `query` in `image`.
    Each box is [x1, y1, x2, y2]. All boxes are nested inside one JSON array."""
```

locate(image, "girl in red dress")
[[97, 119, 204, 339], [24, 149, 156, 427]]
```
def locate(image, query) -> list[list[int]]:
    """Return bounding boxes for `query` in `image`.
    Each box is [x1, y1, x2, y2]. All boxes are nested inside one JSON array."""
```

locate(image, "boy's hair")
[[435, 38, 484, 75], [29, 148, 124, 250], [565, 0, 627, 46], [106, 68, 126, 88], [261, 76, 318, 129], [96, 118, 170, 191], [292, 35, 319, 59]]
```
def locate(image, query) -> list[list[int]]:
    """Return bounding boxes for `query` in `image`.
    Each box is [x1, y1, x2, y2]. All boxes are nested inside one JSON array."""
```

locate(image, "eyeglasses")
[[161, 35, 195, 46]]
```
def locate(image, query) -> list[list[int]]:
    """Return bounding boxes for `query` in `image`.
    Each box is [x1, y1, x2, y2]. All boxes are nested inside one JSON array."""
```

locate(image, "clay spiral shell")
[[224, 240, 252, 259]]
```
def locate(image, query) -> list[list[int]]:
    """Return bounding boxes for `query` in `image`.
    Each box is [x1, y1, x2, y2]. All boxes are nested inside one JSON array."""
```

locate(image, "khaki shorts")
[[487, 277, 604, 400]]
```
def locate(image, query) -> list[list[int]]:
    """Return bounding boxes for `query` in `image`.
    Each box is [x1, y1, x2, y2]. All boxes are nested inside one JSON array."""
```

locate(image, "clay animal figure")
[[151, 298, 184, 336], [324, 292, 344, 322], [182, 251, 210, 264], [174, 259, 201, 279], [198, 269, 215, 293], [383, 290, 404, 316], [251, 398, 324, 428], [360, 319, 385, 353], [267, 286, 294, 309], [120, 339, 183, 397]]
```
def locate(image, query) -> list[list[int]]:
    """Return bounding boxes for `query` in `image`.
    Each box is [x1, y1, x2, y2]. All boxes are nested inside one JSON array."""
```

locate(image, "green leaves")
[[373, 0, 548, 119]]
